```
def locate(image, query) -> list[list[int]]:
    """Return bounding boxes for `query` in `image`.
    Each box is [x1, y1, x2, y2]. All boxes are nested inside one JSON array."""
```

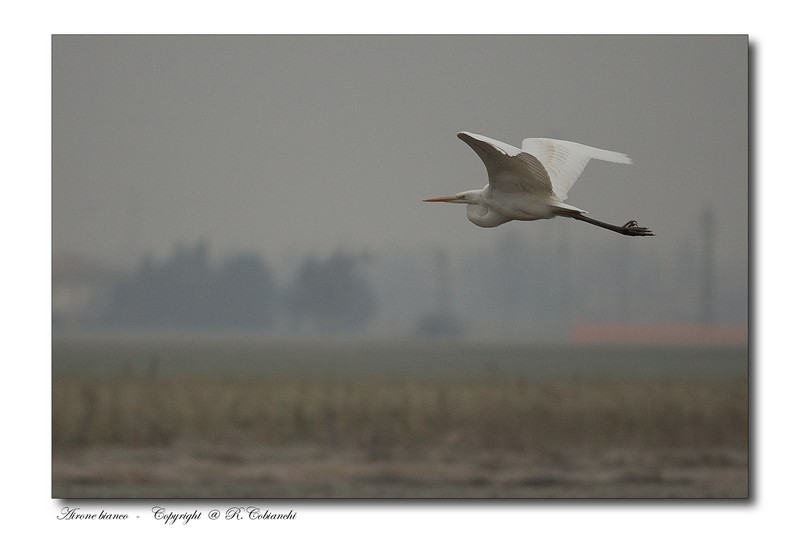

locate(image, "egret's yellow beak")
[[423, 196, 458, 203]]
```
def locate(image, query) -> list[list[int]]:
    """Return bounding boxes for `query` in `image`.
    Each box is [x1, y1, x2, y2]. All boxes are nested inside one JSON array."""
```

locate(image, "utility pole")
[[700, 207, 716, 323]]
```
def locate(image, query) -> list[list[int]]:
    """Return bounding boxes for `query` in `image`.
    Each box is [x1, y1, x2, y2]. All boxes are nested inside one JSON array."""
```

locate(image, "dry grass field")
[[52, 338, 748, 498]]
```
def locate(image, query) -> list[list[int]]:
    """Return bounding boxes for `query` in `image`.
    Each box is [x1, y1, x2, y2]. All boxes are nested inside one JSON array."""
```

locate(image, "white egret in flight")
[[424, 132, 654, 236]]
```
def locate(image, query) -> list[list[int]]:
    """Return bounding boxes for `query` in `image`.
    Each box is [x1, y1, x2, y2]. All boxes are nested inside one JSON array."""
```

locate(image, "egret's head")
[[423, 190, 482, 205]]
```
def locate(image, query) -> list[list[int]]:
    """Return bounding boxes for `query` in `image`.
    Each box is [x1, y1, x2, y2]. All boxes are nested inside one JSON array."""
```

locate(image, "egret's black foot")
[[571, 213, 655, 236], [621, 220, 654, 236]]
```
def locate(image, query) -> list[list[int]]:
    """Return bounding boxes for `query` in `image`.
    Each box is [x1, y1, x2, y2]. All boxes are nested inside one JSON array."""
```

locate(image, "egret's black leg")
[[572, 213, 654, 236]]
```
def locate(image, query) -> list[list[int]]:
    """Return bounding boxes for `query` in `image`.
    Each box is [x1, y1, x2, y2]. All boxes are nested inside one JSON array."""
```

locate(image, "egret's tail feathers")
[[550, 201, 586, 215]]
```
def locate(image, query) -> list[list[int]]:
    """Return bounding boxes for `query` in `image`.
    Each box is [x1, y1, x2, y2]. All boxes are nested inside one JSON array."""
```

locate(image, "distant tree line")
[[284, 251, 376, 334], [101, 242, 376, 333]]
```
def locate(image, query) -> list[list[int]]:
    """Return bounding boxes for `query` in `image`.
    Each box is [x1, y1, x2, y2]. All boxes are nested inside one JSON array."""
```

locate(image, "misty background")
[[52, 35, 748, 341]]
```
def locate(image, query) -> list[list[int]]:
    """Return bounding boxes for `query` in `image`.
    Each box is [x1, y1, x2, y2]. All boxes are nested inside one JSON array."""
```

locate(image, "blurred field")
[[52, 336, 748, 498]]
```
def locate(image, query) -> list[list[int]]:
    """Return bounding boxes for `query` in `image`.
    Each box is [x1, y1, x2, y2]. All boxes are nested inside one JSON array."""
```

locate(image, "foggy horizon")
[[52, 35, 748, 340]]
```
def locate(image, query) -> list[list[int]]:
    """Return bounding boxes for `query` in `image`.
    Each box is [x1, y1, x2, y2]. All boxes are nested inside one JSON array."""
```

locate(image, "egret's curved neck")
[[464, 188, 511, 228]]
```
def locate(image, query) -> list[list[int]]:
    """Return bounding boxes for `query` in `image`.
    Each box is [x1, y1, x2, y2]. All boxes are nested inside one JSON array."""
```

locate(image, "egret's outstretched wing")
[[457, 132, 554, 197], [521, 138, 632, 201]]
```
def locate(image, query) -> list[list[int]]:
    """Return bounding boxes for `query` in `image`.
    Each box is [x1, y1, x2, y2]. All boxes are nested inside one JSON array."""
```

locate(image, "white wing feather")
[[521, 138, 632, 201]]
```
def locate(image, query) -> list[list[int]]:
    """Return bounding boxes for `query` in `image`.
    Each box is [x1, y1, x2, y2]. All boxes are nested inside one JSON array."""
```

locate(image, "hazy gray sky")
[[53, 35, 747, 276]]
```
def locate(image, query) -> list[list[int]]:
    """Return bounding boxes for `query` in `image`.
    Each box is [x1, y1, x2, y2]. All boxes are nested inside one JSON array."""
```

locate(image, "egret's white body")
[[425, 132, 653, 236]]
